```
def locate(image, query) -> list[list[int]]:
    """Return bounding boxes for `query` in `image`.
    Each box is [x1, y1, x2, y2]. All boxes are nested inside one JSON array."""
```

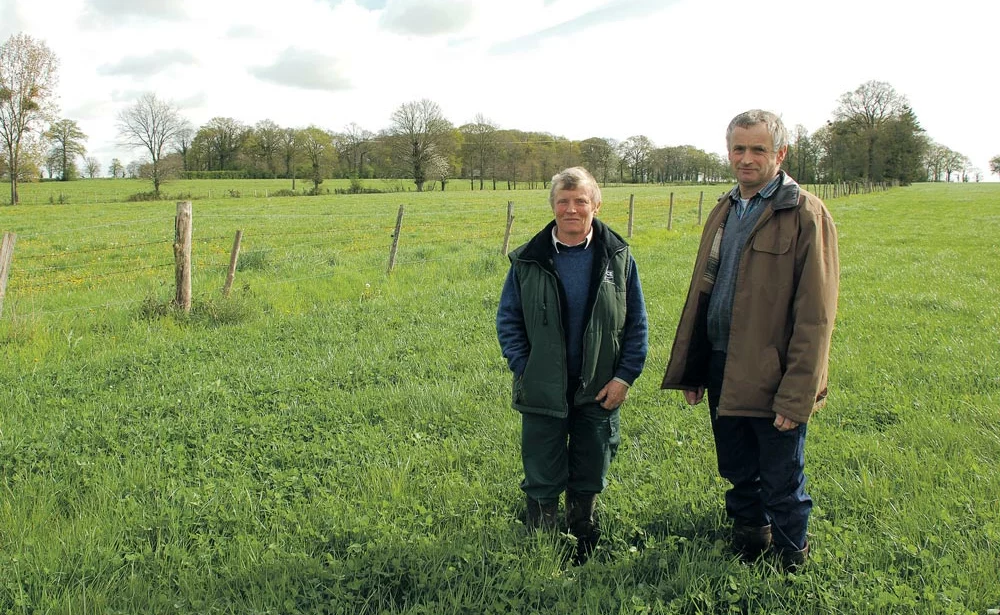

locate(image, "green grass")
[[0, 182, 997, 614], [2, 175, 693, 206]]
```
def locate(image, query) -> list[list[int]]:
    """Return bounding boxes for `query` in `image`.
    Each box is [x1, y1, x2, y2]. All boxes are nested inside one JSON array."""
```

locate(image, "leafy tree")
[[579, 137, 618, 185], [45, 118, 87, 180], [298, 126, 336, 193], [116, 92, 186, 194], [107, 157, 124, 179], [619, 135, 654, 183], [388, 99, 454, 192], [830, 80, 920, 183], [990, 155, 1000, 178], [195, 117, 248, 171], [250, 119, 282, 178], [878, 105, 927, 185], [0, 33, 59, 204], [784, 125, 821, 184]]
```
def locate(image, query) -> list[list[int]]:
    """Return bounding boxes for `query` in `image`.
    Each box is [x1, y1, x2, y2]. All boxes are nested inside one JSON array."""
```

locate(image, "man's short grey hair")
[[549, 166, 602, 206], [726, 109, 788, 152]]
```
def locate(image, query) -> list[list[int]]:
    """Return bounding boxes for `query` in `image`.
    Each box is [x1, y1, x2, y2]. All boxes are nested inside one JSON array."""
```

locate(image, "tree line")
[[2, 33, 989, 205]]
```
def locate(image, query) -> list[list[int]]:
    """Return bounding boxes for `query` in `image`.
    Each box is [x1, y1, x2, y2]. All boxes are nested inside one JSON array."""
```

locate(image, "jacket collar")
[[519, 218, 626, 264], [768, 172, 802, 211], [726, 171, 801, 212]]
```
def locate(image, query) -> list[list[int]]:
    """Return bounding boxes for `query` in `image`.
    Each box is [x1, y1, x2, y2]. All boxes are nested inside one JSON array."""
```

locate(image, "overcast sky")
[[3, 0, 998, 179]]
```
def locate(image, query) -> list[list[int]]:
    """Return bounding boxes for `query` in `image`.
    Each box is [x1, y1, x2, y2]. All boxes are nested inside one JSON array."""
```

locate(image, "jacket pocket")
[[751, 227, 792, 255], [754, 346, 784, 399]]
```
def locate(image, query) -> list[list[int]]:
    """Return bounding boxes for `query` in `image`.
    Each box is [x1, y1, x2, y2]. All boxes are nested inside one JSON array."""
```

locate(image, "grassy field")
[[0, 181, 997, 614], [4, 175, 649, 206]]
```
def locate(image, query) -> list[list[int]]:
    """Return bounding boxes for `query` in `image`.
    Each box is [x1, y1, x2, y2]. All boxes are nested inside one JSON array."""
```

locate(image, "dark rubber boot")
[[566, 492, 600, 565], [732, 524, 772, 562], [525, 496, 559, 531], [777, 541, 809, 572]]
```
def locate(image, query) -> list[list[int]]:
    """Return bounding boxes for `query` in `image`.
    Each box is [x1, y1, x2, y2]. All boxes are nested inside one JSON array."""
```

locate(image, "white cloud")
[[380, 0, 477, 36], [79, 0, 187, 26], [96, 50, 198, 77], [250, 47, 353, 92]]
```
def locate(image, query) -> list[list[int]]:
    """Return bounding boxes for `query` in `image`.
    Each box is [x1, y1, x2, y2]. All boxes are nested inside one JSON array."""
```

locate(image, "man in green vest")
[[497, 166, 649, 564]]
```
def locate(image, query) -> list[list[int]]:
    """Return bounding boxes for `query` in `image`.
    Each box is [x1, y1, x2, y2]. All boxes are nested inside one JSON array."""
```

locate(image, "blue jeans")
[[708, 352, 811, 552]]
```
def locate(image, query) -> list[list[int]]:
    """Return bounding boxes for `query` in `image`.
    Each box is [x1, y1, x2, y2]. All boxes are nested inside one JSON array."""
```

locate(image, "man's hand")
[[596, 380, 629, 410], [773, 413, 800, 432], [683, 387, 705, 405]]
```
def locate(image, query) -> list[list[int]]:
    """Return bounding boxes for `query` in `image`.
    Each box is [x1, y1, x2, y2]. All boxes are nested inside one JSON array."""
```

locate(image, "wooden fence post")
[[387, 205, 405, 274], [698, 191, 704, 225], [668, 192, 674, 231], [627, 194, 635, 238], [502, 201, 514, 255], [173, 201, 193, 312], [0, 232, 16, 318], [222, 230, 243, 296]]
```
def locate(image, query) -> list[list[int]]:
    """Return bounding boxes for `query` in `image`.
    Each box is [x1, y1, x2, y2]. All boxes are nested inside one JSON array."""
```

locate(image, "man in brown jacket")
[[661, 109, 839, 571]]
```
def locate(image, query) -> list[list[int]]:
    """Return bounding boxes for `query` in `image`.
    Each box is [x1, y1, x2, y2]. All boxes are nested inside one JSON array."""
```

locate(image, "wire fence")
[[0, 181, 895, 320]]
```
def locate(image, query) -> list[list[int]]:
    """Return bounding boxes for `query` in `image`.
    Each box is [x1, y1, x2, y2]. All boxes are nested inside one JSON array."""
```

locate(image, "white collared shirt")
[[551, 227, 593, 253]]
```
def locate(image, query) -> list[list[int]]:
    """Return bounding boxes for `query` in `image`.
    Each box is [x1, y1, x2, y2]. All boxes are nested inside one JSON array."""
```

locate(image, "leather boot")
[[777, 541, 809, 572], [732, 524, 772, 562], [566, 491, 600, 564], [525, 496, 558, 531]]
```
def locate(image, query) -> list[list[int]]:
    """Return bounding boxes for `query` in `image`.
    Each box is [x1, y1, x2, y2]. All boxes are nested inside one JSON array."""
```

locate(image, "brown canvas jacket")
[[660, 174, 839, 424]]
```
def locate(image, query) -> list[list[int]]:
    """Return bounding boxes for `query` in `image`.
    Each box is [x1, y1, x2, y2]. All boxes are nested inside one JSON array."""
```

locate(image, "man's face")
[[552, 187, 600, 243], [728, 123, 787, 195]]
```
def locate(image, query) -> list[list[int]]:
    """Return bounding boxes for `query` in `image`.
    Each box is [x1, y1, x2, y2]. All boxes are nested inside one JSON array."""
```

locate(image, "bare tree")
[[116, 92, 185, 194], [174, 121, 194, 172], [460, 114, 499, 189], [338, 122, 375, 178], [389, 99, 453, 192], [84, 156, 100, 178], [279, 127, 300, 189], [45, 118, 87, 180], [0, 33, 59, 204]]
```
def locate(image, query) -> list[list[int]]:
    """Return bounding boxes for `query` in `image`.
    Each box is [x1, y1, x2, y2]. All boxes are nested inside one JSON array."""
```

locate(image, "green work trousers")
[[520, 403, 621, 504]]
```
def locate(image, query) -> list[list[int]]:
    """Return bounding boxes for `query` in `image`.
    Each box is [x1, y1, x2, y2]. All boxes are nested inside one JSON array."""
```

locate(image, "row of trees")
[[2, 32, 991, 205], [111, 98, 734, 195]]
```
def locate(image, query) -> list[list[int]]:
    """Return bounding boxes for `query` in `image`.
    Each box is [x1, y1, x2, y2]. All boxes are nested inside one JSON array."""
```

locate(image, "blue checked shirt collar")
[[729, 172, 784, 220]]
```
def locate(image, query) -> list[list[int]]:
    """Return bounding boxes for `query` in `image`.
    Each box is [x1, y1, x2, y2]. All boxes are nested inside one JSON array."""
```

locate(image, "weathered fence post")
[[668, 192, 674, 231], [698, 191, 704, 225], [387, 205, 405, 274], [627, 194, 635, 238], [222, 230, 243, 296], [0, 232, 17, 318], [502, 201, 514, 255], [173, 201, 193, 313]]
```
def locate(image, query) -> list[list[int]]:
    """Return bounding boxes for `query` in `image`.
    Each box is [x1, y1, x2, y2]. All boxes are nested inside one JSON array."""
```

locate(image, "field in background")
[[0, 182, 998, 614], [3, 176, 650, 206]]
